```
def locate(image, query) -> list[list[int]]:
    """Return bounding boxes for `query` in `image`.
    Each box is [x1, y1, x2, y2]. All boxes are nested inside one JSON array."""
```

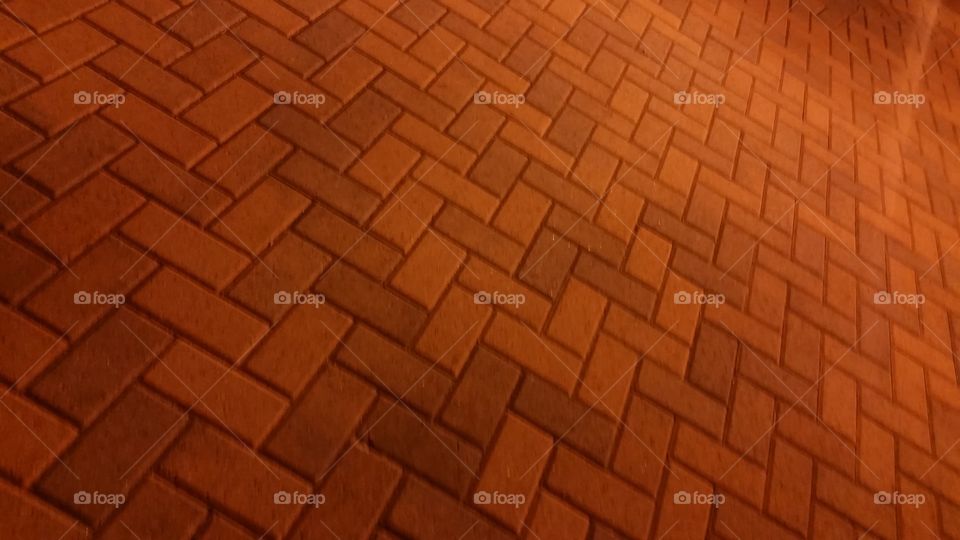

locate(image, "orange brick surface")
[[1, 0, 960, 538]]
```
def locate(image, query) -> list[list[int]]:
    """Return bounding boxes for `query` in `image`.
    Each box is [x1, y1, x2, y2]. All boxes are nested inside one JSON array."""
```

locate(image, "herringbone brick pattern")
[[2, 0, 960, 537]]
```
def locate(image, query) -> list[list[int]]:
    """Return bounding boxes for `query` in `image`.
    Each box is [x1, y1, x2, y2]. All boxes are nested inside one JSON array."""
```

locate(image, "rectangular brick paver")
[[134, 269, 268, 360], [483, 312, 582, 393], [548, 446, 655, 538], [14, 117, 133, 195], [473, 414, 553, 530], [290, 447, 401, 539], [0, 305, 68, 387], [244, 303, 350, 394], [36, 385, 186, 526], [104, 95, 215, 168], [227, 233, 331, 324], [9, 67, 121, 136], [122, 203, 249, 290], [265, 365, 376, 480], [96, 475, 206, 540], [143, 340, 286, 445], [160, 422, 311, 538], [6, 21, 113, 83], [315, 263, 426, 344], [0, 388, 76, 484], [23, 236, 156, 338], [109, 145, 232, 226], [441, 348, 521, 446], [337, 324, 454, 415], [29, 309, 171, 425], [0, 234, 54, 304], [513, 374, 618, 463], [365, 399, 481, 497], [87, 3, 188, 65], [0, 481, 89, 540]]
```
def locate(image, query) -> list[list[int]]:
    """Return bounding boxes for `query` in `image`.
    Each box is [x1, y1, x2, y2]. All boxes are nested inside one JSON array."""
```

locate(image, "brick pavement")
[[1, 0, 960, 538]]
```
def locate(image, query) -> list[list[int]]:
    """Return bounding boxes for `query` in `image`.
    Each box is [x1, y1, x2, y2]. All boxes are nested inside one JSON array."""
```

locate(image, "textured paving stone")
[[28, 308, 171, 425], [3, 0, 960, 538], [35, 385, 186, 526], [0, 385, 76, 484], [96, 475, 206, 540]]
